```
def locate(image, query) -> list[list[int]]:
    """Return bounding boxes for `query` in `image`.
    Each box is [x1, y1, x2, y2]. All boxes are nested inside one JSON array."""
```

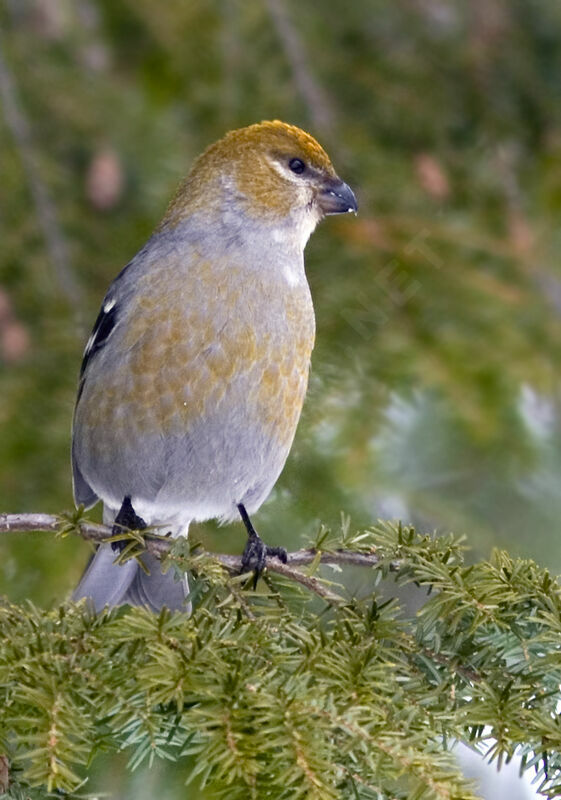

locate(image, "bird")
[[71, 120, 357, 613]]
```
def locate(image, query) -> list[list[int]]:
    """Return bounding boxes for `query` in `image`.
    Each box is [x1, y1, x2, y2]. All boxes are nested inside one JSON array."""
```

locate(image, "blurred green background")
[[2, 1, 561, 796]]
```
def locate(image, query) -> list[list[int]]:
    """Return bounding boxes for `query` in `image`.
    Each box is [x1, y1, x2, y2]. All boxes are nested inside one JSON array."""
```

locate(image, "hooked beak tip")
[[318, 179, 358, 216]]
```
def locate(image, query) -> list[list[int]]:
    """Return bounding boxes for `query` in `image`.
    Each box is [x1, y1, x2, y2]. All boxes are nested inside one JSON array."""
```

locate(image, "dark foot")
[[111, 496, 146, 553], [238, 504, 287, 588]]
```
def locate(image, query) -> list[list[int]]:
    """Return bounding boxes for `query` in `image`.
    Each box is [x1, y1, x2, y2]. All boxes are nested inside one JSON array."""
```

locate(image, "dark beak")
[[317, 178, 358, 215]]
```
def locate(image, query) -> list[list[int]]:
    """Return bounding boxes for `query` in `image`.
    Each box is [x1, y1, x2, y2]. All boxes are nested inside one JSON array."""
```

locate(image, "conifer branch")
[[0, 512, 385, 605], [3, 516, 561, 798]]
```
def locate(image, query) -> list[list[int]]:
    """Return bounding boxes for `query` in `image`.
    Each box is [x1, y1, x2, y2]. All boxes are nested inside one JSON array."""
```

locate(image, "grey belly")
[[74, 407, 292, 523]]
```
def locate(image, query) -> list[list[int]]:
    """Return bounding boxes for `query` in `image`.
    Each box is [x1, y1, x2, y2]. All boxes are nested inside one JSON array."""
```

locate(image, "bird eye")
[[289, 158, 306, 175]]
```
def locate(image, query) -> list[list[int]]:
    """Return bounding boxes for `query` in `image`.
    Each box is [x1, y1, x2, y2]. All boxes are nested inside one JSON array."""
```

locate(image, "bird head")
[[161, 121, 357, 246]]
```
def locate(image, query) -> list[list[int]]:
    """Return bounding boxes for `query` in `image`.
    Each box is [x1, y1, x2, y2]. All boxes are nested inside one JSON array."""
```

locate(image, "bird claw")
[[111, 496, 146, 552], [241, 533, 287, 588]]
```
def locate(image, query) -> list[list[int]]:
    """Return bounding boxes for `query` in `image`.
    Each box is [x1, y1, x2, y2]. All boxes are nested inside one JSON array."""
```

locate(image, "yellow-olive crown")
[[161, 120, 354, 226]]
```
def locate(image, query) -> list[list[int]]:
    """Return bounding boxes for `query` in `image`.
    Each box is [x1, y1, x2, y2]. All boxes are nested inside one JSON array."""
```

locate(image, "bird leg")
[[238, 503, 287, 588], [111, 495, 147, 553]]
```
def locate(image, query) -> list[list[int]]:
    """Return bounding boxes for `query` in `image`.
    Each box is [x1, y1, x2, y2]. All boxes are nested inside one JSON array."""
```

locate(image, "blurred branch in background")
[[0, 30, 82, 309], [264, 0, 334, 132]]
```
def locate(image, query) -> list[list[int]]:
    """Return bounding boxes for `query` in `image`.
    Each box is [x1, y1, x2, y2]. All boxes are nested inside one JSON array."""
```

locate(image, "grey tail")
[[72, 546, 190, 614]]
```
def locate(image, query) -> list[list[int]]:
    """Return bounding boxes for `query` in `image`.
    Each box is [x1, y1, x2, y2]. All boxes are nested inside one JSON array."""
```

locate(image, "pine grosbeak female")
[[72, 120, 357, 611]]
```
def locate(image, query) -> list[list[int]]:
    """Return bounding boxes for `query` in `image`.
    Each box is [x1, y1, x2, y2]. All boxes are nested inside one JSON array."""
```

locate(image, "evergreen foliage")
[[2, 520, 561, 798]]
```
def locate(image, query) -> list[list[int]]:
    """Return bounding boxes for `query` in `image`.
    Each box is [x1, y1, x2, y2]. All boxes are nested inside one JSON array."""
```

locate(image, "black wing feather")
[[79, 299, 119, 379]]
